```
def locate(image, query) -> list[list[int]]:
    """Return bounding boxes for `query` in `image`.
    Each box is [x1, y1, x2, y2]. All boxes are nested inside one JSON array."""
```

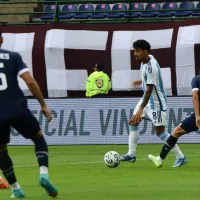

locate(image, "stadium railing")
[[0, 0, 200, 25]]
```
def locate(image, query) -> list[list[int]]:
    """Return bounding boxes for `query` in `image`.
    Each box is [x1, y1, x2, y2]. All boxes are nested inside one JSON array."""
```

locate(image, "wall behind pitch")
[[2, 19, 200, 98], [9, 97, 200, 145]]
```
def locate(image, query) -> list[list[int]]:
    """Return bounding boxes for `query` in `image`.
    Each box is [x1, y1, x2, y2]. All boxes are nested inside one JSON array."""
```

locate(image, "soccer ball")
[[104, 151, 120, 168]]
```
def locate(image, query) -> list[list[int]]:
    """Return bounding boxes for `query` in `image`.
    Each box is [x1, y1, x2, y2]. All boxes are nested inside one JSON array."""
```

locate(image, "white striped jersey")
[[140, 55, 167, 111]]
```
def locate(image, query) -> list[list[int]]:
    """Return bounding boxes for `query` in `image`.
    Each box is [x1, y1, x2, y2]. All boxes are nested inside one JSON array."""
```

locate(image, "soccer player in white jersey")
[[120, 40, 187, 167]]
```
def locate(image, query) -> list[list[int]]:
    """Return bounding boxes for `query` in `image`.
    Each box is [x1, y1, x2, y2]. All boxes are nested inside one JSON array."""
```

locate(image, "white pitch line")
[[14, 158, 147, 168]]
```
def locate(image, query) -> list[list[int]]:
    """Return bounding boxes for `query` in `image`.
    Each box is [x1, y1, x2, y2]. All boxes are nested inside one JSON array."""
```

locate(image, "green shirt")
[[86, 71, 111, 97]]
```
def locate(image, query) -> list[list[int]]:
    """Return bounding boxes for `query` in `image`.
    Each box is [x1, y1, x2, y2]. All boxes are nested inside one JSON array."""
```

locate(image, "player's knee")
[[172, 126, 183, 138], [0, 144, 7, 152], [129, 125, 139, 131], [129, 120, 139, 126], [31, 131, 43, 141], [155, 126, 165, 135]]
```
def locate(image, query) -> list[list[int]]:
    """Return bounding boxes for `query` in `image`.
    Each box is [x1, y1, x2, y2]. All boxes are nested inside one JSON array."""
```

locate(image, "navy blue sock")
[[0, 151, 17, 184], [160, 135, 178, 160], [33, 136, 48, 168]]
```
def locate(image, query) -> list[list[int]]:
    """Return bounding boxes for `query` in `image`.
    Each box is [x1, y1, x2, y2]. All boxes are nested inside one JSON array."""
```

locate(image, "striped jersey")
[[140, 55, 167, 111]]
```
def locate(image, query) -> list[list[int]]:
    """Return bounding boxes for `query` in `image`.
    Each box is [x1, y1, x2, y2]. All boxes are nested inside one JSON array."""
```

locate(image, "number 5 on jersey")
[[0, 63, 8, 91]]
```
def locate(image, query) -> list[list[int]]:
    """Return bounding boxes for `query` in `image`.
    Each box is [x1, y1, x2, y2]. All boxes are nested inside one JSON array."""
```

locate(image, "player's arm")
[[130, 85, 153, 124], [140, 85, 153, 109], [21, 72, 46, 107], [191, 77, 200, 128], [15, 53, 52, 121], [140, 65, 157, 109], [192, 90, 199, 117], [20, 72, 52, 122], [132, 79, 142, 88], [131, 66, 156, 124]]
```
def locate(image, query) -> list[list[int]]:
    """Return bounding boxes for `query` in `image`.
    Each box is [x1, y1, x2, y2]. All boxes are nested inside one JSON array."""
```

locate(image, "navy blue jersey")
[[191, 75, 200, 99], [0, 49, 29, 119]]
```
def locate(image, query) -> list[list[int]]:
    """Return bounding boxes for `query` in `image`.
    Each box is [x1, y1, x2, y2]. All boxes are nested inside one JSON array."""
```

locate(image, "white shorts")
[[133, 99, 167, 127]]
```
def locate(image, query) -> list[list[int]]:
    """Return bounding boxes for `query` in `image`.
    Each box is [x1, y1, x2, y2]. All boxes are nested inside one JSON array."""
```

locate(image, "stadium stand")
[[158, 2, 178, 17], [140, 3, 161, 18], [193, 2, 200, 16], [107, 3, 127, 18], [0, 0, 199, 24], [40, 5, 60, 20], [59, 4, 77, 19], [124, 3, 144, 18], [90, 4, 110, 19], [0, 0, 40, 23], [39, 1, 200, 22], [175, 1, 195, 16]]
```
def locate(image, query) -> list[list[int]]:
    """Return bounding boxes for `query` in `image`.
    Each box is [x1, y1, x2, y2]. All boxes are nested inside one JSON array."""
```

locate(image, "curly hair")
[[133, 40, 151, 52]]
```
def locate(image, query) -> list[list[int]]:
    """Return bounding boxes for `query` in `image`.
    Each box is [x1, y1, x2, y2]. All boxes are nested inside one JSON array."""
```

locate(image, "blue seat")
[[175, 2, 194, 17], [192, 2, 200, 16], [141, 3, 161, 17], [91, 4, 110, 19], [107, 3, 127, 18], [124, 3, 144, 18], [74, 4, 94, 19], [158, 2, 178, 17], [59, 4, 77, 19], [41, 5, 60, 20]]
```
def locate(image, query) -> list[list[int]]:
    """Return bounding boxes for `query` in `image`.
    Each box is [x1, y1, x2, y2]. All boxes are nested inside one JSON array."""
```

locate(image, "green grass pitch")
[[1, 144, 200, 200]]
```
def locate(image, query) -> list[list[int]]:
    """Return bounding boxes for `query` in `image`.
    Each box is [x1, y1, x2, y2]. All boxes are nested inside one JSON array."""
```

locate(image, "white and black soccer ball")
[[104, 151, 120, 168]]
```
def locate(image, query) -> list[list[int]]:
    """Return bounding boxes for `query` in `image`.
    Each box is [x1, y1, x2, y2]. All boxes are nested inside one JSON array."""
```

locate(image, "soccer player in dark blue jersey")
[[148, 75, 200, 168], [0, 32, 58, 198]]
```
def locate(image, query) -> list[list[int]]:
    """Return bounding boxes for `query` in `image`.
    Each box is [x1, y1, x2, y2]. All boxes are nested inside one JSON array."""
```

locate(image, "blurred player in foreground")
[[120, 40, 187, 167], [0, 175, 9, 189], [0, 32, 58, 198], [148, 74, 200, 167]]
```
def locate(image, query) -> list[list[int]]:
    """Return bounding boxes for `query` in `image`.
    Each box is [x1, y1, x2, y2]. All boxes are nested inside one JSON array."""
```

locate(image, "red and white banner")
[[2, 20, 200, 98]]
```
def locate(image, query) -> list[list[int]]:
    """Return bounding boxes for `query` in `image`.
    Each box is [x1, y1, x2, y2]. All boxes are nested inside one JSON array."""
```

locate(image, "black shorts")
[[180, 113, 199, 133], [0, 109, 40, 144]]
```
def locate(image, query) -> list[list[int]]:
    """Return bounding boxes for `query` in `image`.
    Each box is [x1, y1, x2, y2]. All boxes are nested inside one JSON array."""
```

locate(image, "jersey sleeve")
[[191, 76, 199, 92], [15, 53, 29, 76], [146, 62, 158, 86]]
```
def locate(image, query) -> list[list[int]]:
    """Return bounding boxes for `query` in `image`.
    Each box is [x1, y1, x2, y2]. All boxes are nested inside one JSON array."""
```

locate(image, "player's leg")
[[31, 131, 57, 197], [11, 109, 58, 197], [120, 121, 140, 162], [0, 174, 9, 189], [0, 120, 24, 198], [120, 99, 144, 162], [148, 125, 186, 168], [145, 108, 186, 166], [0, 144, 25, 198], [149, 113, 197, 168], [155, 125, 186, 167]]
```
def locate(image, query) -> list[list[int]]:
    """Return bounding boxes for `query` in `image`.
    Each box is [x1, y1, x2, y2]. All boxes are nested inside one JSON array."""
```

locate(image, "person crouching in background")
[[86, 63, 111, 98]]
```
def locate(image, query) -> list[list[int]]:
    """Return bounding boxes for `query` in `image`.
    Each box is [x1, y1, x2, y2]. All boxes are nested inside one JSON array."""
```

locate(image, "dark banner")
[[2, 20, 200, 97]]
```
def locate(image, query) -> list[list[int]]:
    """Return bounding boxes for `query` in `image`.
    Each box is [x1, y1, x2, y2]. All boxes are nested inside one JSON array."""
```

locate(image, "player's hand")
[[129, 108, 143, 124], [196, 116, 200, 128], [42, 106, 52, 122], [132, 80, 142, 88]]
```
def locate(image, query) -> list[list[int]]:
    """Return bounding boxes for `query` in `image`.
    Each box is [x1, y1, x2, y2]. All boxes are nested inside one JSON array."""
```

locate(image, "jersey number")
[[0, 63, 8, 91]]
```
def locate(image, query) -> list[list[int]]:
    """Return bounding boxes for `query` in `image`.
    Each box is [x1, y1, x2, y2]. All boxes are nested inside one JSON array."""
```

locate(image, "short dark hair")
[[133, 40, 151, 52]]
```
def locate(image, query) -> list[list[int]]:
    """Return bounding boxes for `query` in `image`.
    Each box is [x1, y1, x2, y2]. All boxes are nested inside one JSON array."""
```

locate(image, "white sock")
[[158, 131, 184, 159], [11, 182, 20, 190], [127, 126, 139, 157], [158, 156, 163, 163], [40, 166, 48, 175]]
